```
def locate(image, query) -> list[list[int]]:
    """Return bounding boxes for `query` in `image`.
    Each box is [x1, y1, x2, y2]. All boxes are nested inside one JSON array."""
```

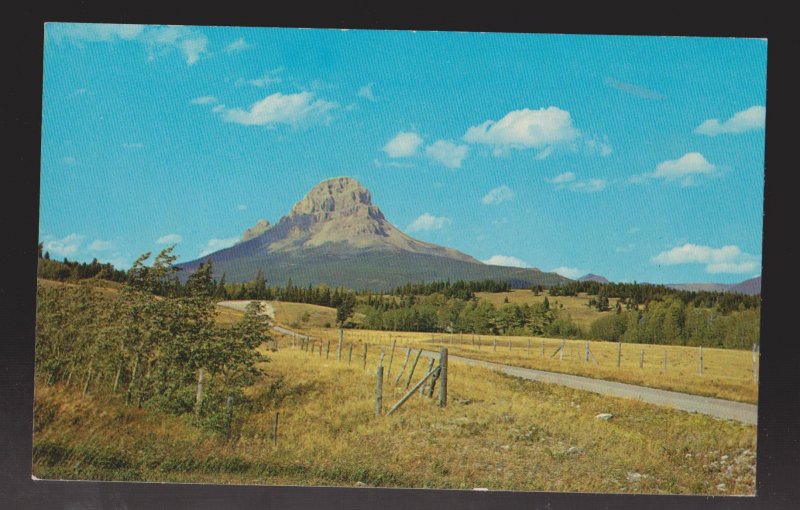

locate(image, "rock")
[[355, 481, 366, 487], [595, 413, 613, 420], [626, 472, 646, 482]]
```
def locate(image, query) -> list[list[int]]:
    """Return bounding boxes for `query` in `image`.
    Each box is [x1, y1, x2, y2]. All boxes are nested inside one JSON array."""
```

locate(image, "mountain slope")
[[178, 177, 568, 290], [666, 276, 761, 296], [578, 273, 609, 283]]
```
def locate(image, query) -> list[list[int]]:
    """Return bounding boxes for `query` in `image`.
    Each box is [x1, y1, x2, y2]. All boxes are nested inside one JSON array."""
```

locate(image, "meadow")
[[33, 332, 756, 494]]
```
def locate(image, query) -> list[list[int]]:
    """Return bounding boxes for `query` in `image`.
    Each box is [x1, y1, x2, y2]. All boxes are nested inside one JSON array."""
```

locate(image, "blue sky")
[[39, 24, 767, 284]]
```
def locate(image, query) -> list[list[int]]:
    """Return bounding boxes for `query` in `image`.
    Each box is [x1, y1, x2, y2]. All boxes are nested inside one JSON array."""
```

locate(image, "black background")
[[2, 3, 797, 509]]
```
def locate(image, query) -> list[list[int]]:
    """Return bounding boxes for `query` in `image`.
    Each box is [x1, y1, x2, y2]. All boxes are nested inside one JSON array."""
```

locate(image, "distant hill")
[[578, 273, 609, 284], [666, 276, 761, 296], [178, 177, 569, 291]]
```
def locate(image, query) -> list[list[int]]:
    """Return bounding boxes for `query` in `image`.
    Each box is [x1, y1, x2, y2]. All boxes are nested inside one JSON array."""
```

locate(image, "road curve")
[[416, 350, 757, 425], [216, 302, 757, 426]]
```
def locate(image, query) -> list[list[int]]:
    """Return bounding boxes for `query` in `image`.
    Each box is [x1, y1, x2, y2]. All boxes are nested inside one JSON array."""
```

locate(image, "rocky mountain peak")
[[240, 219, 271, 243], [288, 177, 383, 222]]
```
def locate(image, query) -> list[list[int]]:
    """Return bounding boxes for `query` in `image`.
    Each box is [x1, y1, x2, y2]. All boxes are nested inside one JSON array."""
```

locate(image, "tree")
[[336, 294, 356, 327]]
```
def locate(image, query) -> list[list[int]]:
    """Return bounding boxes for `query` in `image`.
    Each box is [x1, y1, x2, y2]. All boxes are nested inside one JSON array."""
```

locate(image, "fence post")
[[542, 338, 545, 357], [195, 367, 204, 416], [225, 395, 234, 440], [527, 338, 531, 354], [337, 329, 343, 362], [420, 358, 435, 395], [387, 338, 397, 376], [509, 339, 512, 351], [699, 346, 703, 376], [640, 349, 644, 368], [394, 347, 412, 385], [376, 365, 383, 416], [405, 349, 424, 389], [348, 343, 353, 366], [363, 343, 368, 370], [617, 342, 622, 368], [439, 347, 448, 408], [752, 343, 759, 383], [326, 339, 331, 359], [493, 338, 497, 352], [663, 350, 667, 371], [560, 339, 565, 361], [273, 411, 279, 447]]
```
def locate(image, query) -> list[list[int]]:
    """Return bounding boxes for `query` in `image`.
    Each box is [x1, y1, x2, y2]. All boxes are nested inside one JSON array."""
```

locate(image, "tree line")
[[37, 243, 127, 283], [35, 247, 271, 437]]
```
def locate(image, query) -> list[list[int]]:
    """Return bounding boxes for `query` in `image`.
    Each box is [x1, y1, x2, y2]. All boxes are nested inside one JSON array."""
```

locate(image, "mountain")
[[578, 273, 609, 283], [178, 177, 569, 291], [666, 276, 761, 296]]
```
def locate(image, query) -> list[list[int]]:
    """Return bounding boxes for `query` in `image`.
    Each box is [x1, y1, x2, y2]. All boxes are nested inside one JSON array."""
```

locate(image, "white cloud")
[[406, 213, 452, 232], [481, 185, 514, 205], [550, 266, 587, 279], [425, 140, 469, 168], [463, 107, 580, 155], [358, 82, 376, 101], [221, 92, 337, 127], [225, 37, 251, 52], [237, 204, 247, 211], [568, 179, 607, 193], [695, 106, 766, 136], [482, 255, 529, 268], [156, 233, 182, 245], [199, 237, 240, 257], [547, 172, 576, 184], [651, 243, 760, 274], [585, 137, 613, 157], [244, 68, 283, 87], [43, 233, 85, 257], [191, 96, 216, 105], [383, 131, 423, 158], [633, 152, 717, 186], [89, 239, 115, 251], [49, 23, 209, 66]]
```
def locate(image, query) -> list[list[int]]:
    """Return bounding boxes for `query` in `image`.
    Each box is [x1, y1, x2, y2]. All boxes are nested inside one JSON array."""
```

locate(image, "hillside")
[[178, 177, 569, 291]]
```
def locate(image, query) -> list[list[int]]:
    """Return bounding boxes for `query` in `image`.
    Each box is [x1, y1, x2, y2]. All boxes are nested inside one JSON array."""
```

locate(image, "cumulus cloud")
[[221, 92, 337, 127], [547, 172, 576, 184], [550, 266, 587, 279], [89, 239, 115, 251], [225, 37, 251, 52], [481, 185, 514, 205], [695, 106, 766, 136], [604, 77, 664, 99], [199, 237, 239, 257], [463, 106, 580, 156], [43, 233, 85, 257], [547, 172, 607, 192], [406, 213, 452, 232], [191, 96, 216, 105], [633, 152, 717, 187], [383, 131, 423, 158], [425, 140, 469, 168], [156, 233, 182, 245], [358, 82, 376, 101], [651, 243, 760, 274], [482, 255, 529, 268], [48, 23, 209, 66]]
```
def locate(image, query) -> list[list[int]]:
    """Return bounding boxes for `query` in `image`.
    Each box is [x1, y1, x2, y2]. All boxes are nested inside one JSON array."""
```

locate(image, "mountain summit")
[[179, 177, 568, 290]]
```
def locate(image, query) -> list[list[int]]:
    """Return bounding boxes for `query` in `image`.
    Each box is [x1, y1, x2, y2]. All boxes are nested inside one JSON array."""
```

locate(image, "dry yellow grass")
[[33, 336, 756, 494], [294, 327, 758, 404]]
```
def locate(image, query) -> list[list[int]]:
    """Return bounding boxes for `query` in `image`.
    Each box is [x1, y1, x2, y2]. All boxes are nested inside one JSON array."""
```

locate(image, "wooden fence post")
[[560, 339, 565, 361], [394, 347, 412, 385], [752, 343, 759, 383], [493, 338, 497, 352], [420, 358, 435, 395], [542, 338, 545, 357], [337, 329, 343, 362], [699, 346, 703, 376], [326, 339, 331, 359], [439, 347, 448, 408], [405, 349, 424, 389], [663, 350, 667, 371], [348, 343, 353, 366], [225, 395, 234, 440], [387, 338, 397, 376], [527, 338, 531, 354], [386, 366, 440, 416], [585, 342, 590, 363], [640, 349, 644, 368], [195, 367, 204, 416], [363, 343, 368, 370], [376, 365, 383, 416], [273, 411, 279, 447], [617, 342, 622, 368]]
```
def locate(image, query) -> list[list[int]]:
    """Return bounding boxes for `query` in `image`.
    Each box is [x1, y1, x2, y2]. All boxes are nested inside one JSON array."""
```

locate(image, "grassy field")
[[475, 290, 614, 331], [33, 333, 756, 494]]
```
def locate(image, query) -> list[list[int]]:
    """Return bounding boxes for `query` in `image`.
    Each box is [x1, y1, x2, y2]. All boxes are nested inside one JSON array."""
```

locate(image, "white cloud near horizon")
[[481, 185, 514, 205], [695, 106, 765, 136], [651, 243, 760, 274], [89, 239, 115, 251], [199, 237, 239, 257], [633, 152, 717, 187], [357, 82, 376, 101], [383, 131, 423, 158], [407, 213, 452, 232], [221, 91, 337, 127], [156, 233, 182, 245], [426, 140, 469, 168], [225, 37, 251, 52], [43, 233, 85, 257], [482, 255, 529, 268], [551, 266, 588, 279], [463, 107, 580, 156]]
